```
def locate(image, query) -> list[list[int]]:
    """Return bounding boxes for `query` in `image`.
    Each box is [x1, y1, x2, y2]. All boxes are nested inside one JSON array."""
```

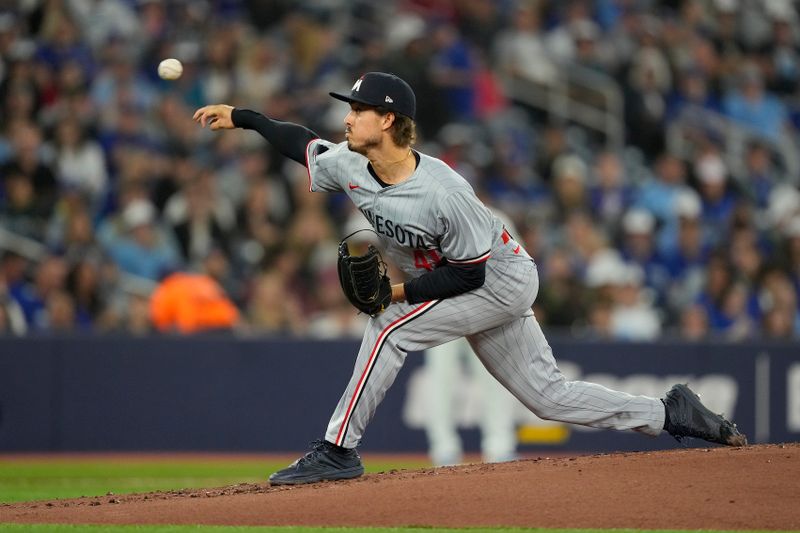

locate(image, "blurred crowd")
[[2, 0, 800, 340]]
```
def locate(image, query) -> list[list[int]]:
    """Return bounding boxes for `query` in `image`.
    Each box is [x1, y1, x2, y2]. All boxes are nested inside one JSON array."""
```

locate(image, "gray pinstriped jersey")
[[306, 140, 667, 450], [306, 140, 532, 277]]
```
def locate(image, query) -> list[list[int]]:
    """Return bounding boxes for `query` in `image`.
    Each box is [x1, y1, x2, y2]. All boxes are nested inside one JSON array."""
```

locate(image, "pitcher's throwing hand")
[[193, 104, 235, 130]]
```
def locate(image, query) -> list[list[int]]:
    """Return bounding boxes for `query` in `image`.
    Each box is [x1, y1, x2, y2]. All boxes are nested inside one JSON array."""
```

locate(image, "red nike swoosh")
[[349, 183, 360, 190]]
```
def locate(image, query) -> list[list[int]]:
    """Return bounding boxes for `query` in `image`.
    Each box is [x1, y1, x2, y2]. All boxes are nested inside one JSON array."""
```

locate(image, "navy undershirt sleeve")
[[231, 108, 319, 166], [403, 261, 486, 304]]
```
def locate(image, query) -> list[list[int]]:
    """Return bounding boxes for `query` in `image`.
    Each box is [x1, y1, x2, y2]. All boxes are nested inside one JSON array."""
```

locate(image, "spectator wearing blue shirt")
[[102, 199, 181, 281], [636, 153, 688, 221], [662, 191, 709, 315], [741, 141, 782, 209], [722, 64, 789, 142], [635, 152, 693, 255], [8, 255, 68, 330], [694, 152, 736, 248], [430, 22, 477, 121], [618, 208, 671, 303], [666, 68, 720, 122]]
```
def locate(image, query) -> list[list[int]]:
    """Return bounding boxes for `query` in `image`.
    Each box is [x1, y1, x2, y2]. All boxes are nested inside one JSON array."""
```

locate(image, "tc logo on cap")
[[330, 72, 417, 120]]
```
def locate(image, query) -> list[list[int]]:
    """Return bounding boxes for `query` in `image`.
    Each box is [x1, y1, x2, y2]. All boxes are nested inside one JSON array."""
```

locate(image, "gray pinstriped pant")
[[325, 258, 666, 448]]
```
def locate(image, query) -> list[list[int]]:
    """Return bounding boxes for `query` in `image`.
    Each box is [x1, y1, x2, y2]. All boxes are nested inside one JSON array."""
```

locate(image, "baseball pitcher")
[[194, 72, 746, 485]]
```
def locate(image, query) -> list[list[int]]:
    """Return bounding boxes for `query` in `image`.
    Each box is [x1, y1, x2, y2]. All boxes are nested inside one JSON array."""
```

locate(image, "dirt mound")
[[2, 443, 798, 530]]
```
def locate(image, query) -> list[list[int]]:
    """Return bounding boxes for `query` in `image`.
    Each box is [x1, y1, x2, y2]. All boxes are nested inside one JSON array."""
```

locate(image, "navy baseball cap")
[[330, 72, 416, 120]]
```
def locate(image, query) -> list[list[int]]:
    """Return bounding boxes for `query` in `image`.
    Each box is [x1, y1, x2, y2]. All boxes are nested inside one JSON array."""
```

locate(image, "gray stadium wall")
[[0, 335, 797, 452]]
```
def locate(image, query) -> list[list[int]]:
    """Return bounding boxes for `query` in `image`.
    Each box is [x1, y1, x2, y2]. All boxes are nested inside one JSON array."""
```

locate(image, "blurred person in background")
[[662, 190, 709, 317], [679, 303, 710, 340], [45, 189, 99, 263], [0, 62, 40, 127], [90, 39, 154, 113], [549, 154, 590, 224], [235, 35, 287, 107], [588, 150, 634, 235], [695, 251, 735, 332], [779, 215, 800, 300], [423, 208, 522, 466], [307, 264, 369, 339], [201, 26, 239, 105], [0, 169, 49, 241], [534, 246, 586, 328], [34, 5, 94, 76], [454, 0, 504, 55], [149, 268, 239, 335], [666, 67, 720, 121], [50, 117, 108, 210], [232, 177, 286, 276], [741, 140, 782, 210], [694, 150, 735, 248], [714, 280, 758, 340], [618, 208, 670, 303], [125, 293, 153, 336], [282, 8, 341, 129], [624, 22, 672, 159], [202, 247, 243, 308], [1, 122, 57, 213], [722, 62, 789, 142], [635, 152, 690, 230], [558, 210, 608, 274], [0, 262, 27, 335], [0, 251, 27, 296], [757, 3, 800, 96], [757, 264, 799, 339], [383, 34, 449, 138], [423, 336, 519, 467], [102, 198, 181, 281], [65, 255, 105, 329], [165, 171, 235, 269], [430, 21, 477, 122], [95, 180, 150, 248], [8, 254, 68, 330], [44, 289, 77, 332], [533, 123, 569, 183], [728, 223, 767, 289], [583, 295, 614, 339], [246, 268, 306, 336], [608, 263, 662, 341], [493, 1, 557, 93], [709, 0, 747, 81], [65, 0, 141, 52]]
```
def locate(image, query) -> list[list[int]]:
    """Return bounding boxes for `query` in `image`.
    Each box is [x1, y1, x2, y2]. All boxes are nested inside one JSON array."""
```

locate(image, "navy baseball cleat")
[[662, 384, 748, 446], [269, 439, 365, 485]]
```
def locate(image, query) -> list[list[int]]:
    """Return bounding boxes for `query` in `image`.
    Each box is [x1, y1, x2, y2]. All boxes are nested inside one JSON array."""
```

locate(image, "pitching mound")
[[2, 443, 798, 530]]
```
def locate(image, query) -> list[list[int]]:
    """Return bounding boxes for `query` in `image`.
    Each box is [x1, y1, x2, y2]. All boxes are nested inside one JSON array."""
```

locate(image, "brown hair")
[[375, 107, 417, 148]]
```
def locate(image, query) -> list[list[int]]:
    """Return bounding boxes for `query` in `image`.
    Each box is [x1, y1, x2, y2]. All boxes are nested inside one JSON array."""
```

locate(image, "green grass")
[[0, 456, 429, 503], [0, 524, 788, 533], [0, 524, 791, 533]]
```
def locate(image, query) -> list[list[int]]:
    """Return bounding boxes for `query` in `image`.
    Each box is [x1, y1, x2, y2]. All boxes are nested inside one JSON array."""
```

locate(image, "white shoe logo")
[[385, 96, 394, 103]]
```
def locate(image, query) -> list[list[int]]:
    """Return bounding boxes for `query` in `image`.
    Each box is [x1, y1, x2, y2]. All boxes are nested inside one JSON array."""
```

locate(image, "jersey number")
[[413, 250, 442, 271]]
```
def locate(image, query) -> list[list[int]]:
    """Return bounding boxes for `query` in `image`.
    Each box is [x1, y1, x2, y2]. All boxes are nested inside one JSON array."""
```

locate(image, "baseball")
[[158, 58, 183, 80]]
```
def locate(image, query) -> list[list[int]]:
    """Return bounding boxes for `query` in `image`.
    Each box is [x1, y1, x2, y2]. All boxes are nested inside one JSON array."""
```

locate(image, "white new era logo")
[[385, 96, 394, 103]]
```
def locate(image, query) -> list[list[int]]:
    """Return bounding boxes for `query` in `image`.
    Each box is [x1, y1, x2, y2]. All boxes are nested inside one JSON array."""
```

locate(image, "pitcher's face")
[[344, 103, 385, 155]]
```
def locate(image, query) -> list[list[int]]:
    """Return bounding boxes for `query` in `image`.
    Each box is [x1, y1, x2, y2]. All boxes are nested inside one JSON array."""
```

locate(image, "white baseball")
[[158, 58, 183, 80]]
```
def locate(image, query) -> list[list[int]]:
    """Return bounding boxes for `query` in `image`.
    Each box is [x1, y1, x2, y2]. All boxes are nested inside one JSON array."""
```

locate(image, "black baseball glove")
[[337, 239, 392, 316]]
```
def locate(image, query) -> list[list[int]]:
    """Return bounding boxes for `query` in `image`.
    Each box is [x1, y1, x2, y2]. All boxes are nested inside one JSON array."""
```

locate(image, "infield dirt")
[[1, 443, 798, 530]]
